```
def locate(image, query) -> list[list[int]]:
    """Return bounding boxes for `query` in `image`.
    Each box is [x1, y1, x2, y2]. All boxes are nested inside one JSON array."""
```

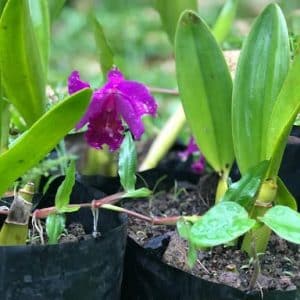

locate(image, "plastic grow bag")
[[121, 238, 300, 300], [0, 179, 127, 300]]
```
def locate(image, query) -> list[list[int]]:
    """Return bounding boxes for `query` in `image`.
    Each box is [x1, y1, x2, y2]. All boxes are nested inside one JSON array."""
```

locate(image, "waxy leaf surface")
[[0, 89, 91, 196], [232, 4, 289, 174], [175, 10, 234, 173], [190, 201, 255, 248], [222, 161, 269, 211], [0, 0, 46, 126], [267, 52, 300, 177], [259, 205, 300, 244]]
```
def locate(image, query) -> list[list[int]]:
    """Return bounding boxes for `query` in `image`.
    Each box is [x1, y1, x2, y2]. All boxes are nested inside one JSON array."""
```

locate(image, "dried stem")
[[147, 86, 179, 96]]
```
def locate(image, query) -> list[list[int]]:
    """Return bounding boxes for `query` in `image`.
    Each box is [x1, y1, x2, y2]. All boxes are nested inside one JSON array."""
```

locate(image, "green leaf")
[[187, 242, 197, 268], [59, 205, 80, 213], [93, 17, 114, 76], [0, 89, 91, 196], [212, 0, 239, 43], [46, 214, 65, 244], [190, 202, 256, 248], [0, 0, 7, 15], [222, 161, 269, 211], [118, 131, 137, 192], [0, 99, 9, 153], [275, 177, 297, 210], [122, 188, 152, 199], [155, 0, 197, 44], [29, 0, 50, 77], [259, 205, 300, 244], [175, 10, 234, 173], [0, 0, 46, 126], [177, 218, 192, 240], [232, 3, 290, 174], [55, 161, 76, 211], [266, 51, 300, 177], [48, 0, 66, 21]]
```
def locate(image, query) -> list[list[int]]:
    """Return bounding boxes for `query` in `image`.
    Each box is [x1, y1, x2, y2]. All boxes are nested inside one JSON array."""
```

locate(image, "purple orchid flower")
[[68, 68, 157, 151], [179, 137, 205, 174]]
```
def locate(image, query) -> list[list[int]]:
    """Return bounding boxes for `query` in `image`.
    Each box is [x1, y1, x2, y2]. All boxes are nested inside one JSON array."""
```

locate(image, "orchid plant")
[[0, 0, 157, 246], [173, 2, 300, 265]]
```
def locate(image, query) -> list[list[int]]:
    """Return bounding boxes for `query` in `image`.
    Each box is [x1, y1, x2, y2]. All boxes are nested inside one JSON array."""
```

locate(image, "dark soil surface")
[[121, 174, 300, 292]]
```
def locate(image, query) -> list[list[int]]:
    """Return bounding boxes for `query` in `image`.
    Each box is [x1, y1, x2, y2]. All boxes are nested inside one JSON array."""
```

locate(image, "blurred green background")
[[49, 0, 300, 135]]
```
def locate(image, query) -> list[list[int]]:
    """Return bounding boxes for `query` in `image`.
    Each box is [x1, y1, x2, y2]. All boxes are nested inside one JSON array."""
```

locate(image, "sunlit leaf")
[[275, 177, 297, 210], [259, 205, 300, 244], [232, 4, 290, 174], [0, 0, 46, 126], [175, 10, 234, 173], [222, 161, 269, 211], [266, 51, 300, 177], [190, 202, 256, 248], [0, 89, 91, 196], [29, 0, 50, 77]]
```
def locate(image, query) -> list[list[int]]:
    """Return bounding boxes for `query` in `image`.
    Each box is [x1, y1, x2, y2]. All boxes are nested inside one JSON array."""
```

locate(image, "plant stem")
[[139, 104, 186, 171], [241, 179, 277, 256]]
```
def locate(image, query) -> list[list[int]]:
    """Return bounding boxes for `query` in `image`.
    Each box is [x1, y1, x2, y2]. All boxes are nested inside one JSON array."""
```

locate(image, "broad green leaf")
[[259, 205, 300, 244], [55, 161, 76, 211], [94, 17, 114, 76], [212, 0, 239, 43], [175, 10, 234, 173], [118, 131, 137, 192], [232, 4, 290, 174], [48, 0, 66, 21], [29, 0, 50, 77], [266, 51, 300, 177], [275, 177, 297, 210], [155, 0, 197, 44], [0, 0, 46, 126], [190, 202, 256, 248], [177, 218, 192, 240], [0, 0, 7, 15], [122, 188, 152, 199], [0, 89, 91, 196], [222, 161, 269, 211], [46, 214, 65, 244]]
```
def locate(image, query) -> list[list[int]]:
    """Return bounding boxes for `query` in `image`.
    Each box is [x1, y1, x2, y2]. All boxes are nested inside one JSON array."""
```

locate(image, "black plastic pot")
[[121, 238, 300, 300], [0, 179, 127, 300], [79, 138, 300, 300]]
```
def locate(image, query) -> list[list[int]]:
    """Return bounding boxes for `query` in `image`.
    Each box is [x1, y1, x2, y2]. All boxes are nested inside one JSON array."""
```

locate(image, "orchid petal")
[[115, 94, 145, 140], [117, 80, 157, 116], [85, 110, 124, 151], [68, 71, 90, 94]]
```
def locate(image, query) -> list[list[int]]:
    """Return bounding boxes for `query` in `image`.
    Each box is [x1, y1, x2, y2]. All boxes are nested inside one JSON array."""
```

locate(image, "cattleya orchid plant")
[[0, 0, 158, 245], [172, 2, 300, 266], [0, 2, 299, 289]]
